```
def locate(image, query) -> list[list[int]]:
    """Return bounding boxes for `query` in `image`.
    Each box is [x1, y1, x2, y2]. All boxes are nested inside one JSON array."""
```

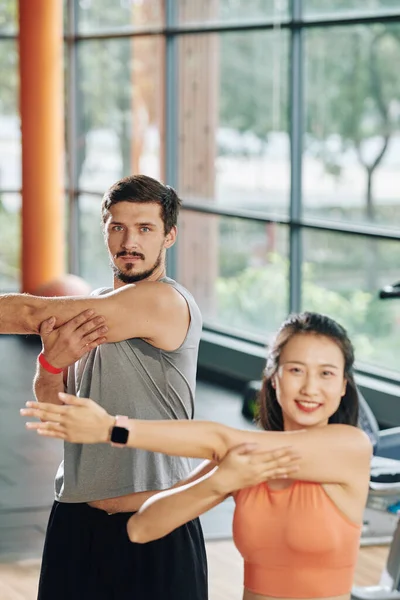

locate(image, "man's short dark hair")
[[102, 175, 182, 234]]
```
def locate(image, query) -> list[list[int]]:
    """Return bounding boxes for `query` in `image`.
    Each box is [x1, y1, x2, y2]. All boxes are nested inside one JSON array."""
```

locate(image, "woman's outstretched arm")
[[128, 445, 300, 543], [22, 393, 372, 486], [128, 466, 222, 543]]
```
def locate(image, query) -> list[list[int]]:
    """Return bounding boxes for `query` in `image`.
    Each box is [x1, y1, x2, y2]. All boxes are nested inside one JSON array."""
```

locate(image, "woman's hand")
[[20, 393, 115, 443], [211, 444, 300, 495]]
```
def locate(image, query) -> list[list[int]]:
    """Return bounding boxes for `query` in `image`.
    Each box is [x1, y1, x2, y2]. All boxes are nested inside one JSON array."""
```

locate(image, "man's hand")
[[40, 309, 108, 370], [21, 394, 114, 444], [211, 444, 300, 495]]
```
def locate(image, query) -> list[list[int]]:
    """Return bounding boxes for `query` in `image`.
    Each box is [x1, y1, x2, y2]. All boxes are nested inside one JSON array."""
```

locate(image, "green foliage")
[[304, 0, 400, 17], [220, 29, 289, 137], [75, 0, 162, 32], [219, 0, 288, 21], [72, 0, 164, 183], [307, 25, 400, 144], [218, 17, 400, 218], [0, 197, 20, 290], [0, 39, 18, 115], [218, 219, 275, 277], [76, 37, 132, 182], [306, 23, 400, 215], [216, 253, 288, 332], [216, 252, 400, 372], [0, 0, 17, 33]]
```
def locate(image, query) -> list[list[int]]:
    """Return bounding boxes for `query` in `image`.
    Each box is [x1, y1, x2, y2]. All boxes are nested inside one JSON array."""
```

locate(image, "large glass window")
[[304, 0, 400, 19], [0, 193, 20, 291], [304, 24, 400, 229], [302, 229, 400, 373], [0, 9, 20, 292], [76, 0, 164, 33], [78, 193, 110, 290], [178, 211, 289, 338], [77, 36, 164, 193], [65, 0, 400, 379], [177, 0, 289, 26], [0, 0, 17, 34], [0, 40, 20, 191], [177, 31, 289, 216]]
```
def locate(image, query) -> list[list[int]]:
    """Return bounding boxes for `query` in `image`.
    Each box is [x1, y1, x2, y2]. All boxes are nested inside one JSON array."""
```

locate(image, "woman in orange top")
[[23, 312, 372, 600]]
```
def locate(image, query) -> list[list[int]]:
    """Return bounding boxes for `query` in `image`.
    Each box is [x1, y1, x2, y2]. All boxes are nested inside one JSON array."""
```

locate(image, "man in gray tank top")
[[9, 175, 208, 600]]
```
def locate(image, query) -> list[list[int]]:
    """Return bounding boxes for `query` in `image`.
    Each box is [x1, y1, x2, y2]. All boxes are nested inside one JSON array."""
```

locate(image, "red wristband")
[[38, 352, 63, 375]]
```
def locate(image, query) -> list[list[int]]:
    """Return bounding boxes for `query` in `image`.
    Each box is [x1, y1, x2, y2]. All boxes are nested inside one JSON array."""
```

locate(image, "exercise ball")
[[33, 274, 92, 297]]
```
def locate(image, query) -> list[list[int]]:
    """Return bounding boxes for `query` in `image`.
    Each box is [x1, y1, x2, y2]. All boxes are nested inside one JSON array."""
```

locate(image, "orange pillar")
[[19, 0, 64, 293]]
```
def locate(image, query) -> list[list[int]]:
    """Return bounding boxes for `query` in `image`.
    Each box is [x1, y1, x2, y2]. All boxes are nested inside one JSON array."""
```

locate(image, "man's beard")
[[111, 249, 163, 284]]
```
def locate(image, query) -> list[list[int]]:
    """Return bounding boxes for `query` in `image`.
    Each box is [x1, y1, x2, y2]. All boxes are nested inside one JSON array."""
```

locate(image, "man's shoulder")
[[135, 278, 197, 309], [161, 278, 198, 306]]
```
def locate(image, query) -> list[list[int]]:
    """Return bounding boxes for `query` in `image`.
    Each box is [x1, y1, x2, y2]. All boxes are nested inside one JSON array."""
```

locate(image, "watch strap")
[[110, 415, 130, 448]]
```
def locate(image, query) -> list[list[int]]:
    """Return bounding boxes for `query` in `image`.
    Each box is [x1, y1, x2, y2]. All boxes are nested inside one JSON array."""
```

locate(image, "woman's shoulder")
[[325, 424, 372, 452]]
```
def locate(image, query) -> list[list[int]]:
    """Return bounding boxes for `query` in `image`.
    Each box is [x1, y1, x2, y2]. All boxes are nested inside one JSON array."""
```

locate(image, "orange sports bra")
[[233, 481, 362, 598]]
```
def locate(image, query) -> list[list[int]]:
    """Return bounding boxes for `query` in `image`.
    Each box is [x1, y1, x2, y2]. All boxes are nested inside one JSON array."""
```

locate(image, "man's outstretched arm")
[[0, 292, 103, 335], [0, 282, 189, 349]]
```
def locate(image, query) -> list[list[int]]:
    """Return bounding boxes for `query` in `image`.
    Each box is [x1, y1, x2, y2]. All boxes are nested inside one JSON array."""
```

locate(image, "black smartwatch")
[[110, 415, 130, 448]]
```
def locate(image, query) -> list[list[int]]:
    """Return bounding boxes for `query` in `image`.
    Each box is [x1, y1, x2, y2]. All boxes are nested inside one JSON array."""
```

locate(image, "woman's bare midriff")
[[88, 490, 159, 514], [243, 591, 350, 600]]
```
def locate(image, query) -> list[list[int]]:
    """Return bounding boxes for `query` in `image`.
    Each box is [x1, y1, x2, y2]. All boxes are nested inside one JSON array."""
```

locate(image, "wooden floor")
[[0, 541, 390, 600]]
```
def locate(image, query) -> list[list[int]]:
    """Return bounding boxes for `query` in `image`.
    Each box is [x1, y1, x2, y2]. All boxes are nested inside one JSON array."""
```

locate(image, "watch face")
[[111, 426, 129, 445]]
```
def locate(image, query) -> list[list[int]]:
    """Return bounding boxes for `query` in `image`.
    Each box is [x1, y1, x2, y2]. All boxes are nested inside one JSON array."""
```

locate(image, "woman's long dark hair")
[[258, 312, 359, 431]]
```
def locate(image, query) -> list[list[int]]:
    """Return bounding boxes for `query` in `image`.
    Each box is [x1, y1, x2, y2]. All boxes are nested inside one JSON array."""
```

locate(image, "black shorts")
[[38, 501, 208, 600]]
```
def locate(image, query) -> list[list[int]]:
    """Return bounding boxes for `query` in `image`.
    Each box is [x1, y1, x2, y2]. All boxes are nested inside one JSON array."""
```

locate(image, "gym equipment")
[[379, 282, 400, 300], [352, 455, 400, 600]]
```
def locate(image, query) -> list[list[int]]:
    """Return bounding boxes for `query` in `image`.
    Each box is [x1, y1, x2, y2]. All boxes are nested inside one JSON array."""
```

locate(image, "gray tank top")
[[55, 277, 202, 502]]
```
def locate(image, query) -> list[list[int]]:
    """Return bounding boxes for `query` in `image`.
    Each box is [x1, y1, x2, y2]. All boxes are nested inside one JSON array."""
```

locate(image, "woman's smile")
[[295, 399, 322, 413]]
